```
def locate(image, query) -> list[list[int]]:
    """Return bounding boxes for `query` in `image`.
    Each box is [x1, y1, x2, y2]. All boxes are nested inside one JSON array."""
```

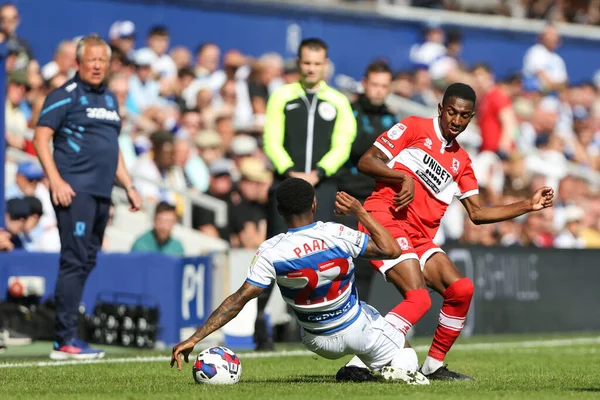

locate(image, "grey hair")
[[259, 52, 284, 67], [56, 39, 75, 55], [76, 34, 111, 63]]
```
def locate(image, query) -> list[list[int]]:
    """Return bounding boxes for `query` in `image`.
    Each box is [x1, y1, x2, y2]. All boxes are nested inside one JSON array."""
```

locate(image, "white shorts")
[[300, 302, 406, 371]]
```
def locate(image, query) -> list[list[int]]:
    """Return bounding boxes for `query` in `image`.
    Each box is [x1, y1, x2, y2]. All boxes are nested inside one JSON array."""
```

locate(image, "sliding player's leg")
[[421, 252, 474, 381], [336, 258, 430, 382], [354, 304, 429, 385], [337, 215, 431, 381]]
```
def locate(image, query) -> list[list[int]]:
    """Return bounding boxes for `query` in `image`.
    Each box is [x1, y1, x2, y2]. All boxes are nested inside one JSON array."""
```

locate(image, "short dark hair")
[[364, 60, 392, 79], [446, 30, 462, 45], [24, 196, 43, 216], [298, 38, 328, 58], [150, 130, 174, 151], [442, 83, 477, 106], [148, 25, 169, 38], [178, 66, 196, 79], [276, 178, 315, 217], [155, 201, 177, 216]]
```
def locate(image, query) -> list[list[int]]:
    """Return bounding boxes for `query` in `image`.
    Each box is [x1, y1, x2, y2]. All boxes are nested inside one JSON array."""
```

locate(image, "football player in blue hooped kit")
[[171, 178, 429, 384]]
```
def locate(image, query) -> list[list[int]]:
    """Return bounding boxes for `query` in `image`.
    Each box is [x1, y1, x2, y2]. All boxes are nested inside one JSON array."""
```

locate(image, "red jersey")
[[477, 86, 511, 152], [364, 116, 479, 240]]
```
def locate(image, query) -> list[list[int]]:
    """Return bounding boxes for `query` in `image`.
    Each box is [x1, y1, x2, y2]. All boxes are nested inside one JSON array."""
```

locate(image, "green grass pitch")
[[1, 333, 600, 399]]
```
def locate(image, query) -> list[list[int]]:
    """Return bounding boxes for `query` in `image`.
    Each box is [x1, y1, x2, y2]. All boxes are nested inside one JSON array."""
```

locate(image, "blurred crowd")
[[347, 0, 600, 26], [3, 2, 600, 253]]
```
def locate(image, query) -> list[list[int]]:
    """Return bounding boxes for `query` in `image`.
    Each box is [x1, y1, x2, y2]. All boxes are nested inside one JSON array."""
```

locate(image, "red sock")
[[384, 288, 431, 335], [428, 277, 474, 361]]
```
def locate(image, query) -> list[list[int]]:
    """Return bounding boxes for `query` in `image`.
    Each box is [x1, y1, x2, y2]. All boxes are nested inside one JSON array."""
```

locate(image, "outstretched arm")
[[171, 282, 264, 370], [461, 186, 554, 225]]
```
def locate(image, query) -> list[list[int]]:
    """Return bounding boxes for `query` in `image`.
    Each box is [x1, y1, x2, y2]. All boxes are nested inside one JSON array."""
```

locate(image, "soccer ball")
[[192, 346, 242, 385]]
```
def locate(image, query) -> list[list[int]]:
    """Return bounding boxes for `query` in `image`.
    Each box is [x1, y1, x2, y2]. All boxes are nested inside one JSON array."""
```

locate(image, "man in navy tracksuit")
[[34, 34, 141, 360]]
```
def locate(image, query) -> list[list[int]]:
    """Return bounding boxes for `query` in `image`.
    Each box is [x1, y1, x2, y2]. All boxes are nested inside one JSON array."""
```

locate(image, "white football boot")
[[381, 366, 430, 385]]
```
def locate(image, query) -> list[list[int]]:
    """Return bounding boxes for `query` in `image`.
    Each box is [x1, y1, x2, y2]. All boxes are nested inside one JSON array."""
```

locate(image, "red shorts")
[[358, 210, 444, 276]]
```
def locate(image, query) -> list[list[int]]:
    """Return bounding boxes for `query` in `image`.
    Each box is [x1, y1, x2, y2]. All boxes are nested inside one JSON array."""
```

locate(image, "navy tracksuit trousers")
[[53, 192, 111, 343]]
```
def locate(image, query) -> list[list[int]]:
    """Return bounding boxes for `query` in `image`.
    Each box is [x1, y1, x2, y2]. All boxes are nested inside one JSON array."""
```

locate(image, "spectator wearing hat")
[[195, 130, 225, 166], [40, 40, 76, 83], [230, 134, 259, 167], [5, 197, 31, 249], [5, 160, 58, 243], [131, 202, 184, 256], [5, 70, 30, 150], [230, 158, 271, 249], [193, 158, 235, 240], [554, 205, 586, 248], [6, 161, 44, 200], [108, 20, 136, 61], [129, 48, 161, 113]]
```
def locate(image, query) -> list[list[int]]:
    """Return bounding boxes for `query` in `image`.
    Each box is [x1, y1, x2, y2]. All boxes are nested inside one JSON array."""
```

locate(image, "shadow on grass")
[[242, 375, 403, 384]]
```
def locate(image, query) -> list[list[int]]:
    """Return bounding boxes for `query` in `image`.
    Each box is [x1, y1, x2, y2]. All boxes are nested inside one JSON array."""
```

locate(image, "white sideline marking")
[[0, 350, 312, 369], [1, 337, 599, 369]]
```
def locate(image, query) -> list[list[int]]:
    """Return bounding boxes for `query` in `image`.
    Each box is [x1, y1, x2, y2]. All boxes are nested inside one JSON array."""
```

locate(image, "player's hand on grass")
[[50, 178, 76, 207], [334, 191, 363, 216], [392, 175, 415, 211], [171, 338, 197, 371], [126, 187, 142, 212], [530, 186, 554, 211]]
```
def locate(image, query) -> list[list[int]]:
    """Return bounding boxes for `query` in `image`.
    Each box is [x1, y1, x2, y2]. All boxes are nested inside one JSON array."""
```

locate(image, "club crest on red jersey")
[[451, 158, 460, 174], [397, 237, 410, 251]]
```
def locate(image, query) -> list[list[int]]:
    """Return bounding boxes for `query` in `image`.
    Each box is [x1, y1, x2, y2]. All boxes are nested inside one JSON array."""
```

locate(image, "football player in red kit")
[[336, 83, 554, 381]]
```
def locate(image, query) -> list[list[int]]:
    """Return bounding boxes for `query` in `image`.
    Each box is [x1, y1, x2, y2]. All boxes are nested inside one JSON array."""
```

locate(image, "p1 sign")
[[181, 262, 207, 322]]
